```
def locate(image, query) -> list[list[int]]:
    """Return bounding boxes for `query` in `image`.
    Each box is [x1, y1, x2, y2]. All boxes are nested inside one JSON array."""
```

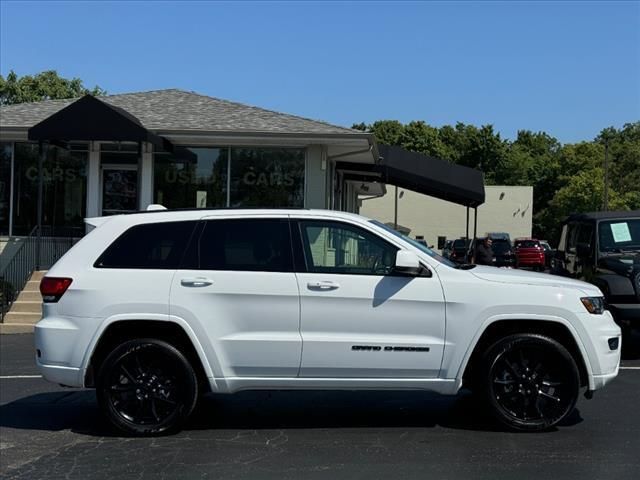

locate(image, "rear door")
[[292, 218, 446, 379], [169, 216, 301, 378]]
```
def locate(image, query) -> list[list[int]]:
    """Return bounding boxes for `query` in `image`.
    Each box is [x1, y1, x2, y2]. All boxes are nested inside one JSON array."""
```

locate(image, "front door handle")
[[181, 277, 213, 287], [307, 280, 340, 290]]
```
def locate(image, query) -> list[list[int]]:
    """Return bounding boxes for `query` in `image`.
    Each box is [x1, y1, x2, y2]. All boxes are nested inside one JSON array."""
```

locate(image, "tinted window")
[[198, 219, 292, 272], [95, 221, 197, 269], [515, 240, 540, 248], [299, 221, 397, 275], [577, 224, 594, 245], [492, 240, 512, 254]]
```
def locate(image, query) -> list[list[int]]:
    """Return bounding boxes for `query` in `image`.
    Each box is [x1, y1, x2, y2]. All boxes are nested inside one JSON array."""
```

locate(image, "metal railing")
[[0, 227, 79, 322]]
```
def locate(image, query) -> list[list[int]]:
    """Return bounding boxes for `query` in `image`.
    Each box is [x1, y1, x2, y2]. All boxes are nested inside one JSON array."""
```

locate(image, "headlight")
[[581, 297, 606, 315]]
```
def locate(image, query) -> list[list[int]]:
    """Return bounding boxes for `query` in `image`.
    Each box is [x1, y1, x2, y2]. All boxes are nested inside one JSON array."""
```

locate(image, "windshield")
[[492, 240, 512, 254], [453, 239, 468, 249], [598, 218, 640, 252], [515, 240, 540, 248], [370, 220, 457, 268]]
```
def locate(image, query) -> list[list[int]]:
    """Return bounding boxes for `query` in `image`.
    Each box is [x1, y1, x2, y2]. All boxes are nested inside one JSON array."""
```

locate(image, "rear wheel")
[[481, 334, 579, 431], [96, 338, 198, 436]]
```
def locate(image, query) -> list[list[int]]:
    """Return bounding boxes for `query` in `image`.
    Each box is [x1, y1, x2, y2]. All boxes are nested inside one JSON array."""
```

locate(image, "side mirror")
[[576, 242, 591, 258], [395, 250, 423, 276]]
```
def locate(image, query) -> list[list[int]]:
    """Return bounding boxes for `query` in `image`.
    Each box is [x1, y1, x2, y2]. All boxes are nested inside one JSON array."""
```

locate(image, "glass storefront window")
[[154, 147, 228, 209], [0, 143, 11, 236], [12, 143, 88, 237], [229, 148, 305, 208]]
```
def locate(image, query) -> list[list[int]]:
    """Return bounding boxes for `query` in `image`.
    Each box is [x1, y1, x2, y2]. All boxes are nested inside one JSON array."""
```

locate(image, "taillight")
[[40, 277, 73, 303]]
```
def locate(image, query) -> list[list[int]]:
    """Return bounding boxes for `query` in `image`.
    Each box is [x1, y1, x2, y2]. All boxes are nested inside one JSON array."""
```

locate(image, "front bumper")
[[577, 310, 621, 390]]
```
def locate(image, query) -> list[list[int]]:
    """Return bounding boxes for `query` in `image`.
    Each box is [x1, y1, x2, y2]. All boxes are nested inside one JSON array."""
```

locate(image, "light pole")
[[603, 136, 609, 212]]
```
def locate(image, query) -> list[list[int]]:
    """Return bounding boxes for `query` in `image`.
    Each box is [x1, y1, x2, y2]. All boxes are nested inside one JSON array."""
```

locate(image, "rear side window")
[[95, 221, 197, 269], [197, 219, 293, 272]]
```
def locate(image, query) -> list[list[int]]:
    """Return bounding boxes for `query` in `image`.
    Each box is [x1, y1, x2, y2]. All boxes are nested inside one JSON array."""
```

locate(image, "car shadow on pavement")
[[0, 388, 583, 437]]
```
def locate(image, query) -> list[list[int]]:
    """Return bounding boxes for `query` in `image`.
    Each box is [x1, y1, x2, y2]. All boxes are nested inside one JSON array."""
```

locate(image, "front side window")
[[198, 219, 293, 272], [95, 221, 197, 269], [299, 221, 397, 275]]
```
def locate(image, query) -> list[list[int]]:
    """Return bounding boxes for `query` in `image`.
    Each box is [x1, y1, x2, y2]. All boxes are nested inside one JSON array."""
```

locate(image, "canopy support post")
[[465, 206, 469, 241], [36, 141, 45, 270], [473, 206, 478, 240], [394, 185, 399, 229]]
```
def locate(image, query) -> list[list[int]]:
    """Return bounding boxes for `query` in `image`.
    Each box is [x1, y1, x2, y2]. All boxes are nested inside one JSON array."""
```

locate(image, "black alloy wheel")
[[482, 334, 580, 431], [97, 339, 198, 436]]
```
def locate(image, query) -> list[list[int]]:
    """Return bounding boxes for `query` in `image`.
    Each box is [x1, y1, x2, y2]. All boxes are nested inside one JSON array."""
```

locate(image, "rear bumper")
[[36, 361, 82, 387], [516, 257, 545, 266], [34, 316, 87, 388]]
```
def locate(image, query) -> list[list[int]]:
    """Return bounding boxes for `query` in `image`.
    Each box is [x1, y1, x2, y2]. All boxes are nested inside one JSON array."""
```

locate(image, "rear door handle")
[[181, 277, 213, 287], [307, 280, 340, 290]]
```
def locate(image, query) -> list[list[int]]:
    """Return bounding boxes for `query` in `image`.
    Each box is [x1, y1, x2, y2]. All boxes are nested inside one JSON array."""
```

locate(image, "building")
[[360, 185, 534, 249], [0, 89, 383, 240]]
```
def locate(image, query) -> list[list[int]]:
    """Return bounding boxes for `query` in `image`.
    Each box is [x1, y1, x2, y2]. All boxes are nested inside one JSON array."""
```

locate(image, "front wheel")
[[96, 338, 199, 436], [481, 334, 580, 431]]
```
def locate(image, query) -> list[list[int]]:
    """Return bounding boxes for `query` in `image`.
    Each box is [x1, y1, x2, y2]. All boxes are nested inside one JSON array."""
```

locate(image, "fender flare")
[[454, 313, 596, 391], [592, 273, 634, 298], [81, 313, 218, 390]]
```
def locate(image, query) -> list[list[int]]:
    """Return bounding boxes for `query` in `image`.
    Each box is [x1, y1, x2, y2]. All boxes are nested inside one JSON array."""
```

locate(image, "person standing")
[[474, 237, 494, 265]]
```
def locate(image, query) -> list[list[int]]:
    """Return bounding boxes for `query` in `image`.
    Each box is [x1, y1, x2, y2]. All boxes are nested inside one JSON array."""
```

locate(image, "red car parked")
[[514, 238, 546, 271]]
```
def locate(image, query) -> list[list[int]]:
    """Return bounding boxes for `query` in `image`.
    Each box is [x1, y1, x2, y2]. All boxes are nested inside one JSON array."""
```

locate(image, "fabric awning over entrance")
[[337, 144, 485, 207], [27, 94, 172, 150], [377, 144, 485, 207]]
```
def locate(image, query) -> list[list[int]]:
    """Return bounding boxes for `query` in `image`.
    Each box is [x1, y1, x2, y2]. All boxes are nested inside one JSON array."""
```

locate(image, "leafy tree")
[[0, 70, 106, 105], [369, 120, 405, 146], [399, 121, 448, 159]]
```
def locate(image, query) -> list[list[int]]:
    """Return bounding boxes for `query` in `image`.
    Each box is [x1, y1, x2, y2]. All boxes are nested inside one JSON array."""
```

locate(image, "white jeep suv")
[[35, 209, 621, 435]]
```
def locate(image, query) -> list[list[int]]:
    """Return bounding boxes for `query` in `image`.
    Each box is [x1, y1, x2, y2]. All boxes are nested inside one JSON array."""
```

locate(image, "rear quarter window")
[[95, 221, 198, 269]]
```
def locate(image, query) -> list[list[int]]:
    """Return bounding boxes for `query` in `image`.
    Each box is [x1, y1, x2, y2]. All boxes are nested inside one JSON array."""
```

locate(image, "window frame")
[[94, 220, 199, 269], [191, 217, 295, 273], [292, 219, 401, 276]]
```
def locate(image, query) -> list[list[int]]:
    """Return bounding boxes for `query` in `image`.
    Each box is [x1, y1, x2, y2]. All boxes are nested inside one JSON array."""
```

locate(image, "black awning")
[[338, 145, 485, 207], [28, 94, 172, 150]]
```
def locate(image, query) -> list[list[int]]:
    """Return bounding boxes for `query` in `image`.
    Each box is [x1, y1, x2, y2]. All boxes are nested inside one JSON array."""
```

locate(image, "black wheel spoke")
[[539, 390, 561, 402], [120, 365, 137, 383], [110, 383, 136, 392], [152, 394, 177, 406]]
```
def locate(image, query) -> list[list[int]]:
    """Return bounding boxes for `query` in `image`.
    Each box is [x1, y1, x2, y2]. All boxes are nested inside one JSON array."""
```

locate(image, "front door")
[[293, 219, 446, 379], [101, 165, 138, 215]]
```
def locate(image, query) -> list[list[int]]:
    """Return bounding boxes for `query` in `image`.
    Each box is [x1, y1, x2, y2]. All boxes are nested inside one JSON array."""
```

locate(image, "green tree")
[[399, 121, 448, 159], [0, 70, 106, 105], [368, 120, 405, 146]]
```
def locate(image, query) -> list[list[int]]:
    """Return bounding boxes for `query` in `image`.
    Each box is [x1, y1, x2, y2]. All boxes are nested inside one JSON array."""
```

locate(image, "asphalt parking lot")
[[1, 333, 639, 480]]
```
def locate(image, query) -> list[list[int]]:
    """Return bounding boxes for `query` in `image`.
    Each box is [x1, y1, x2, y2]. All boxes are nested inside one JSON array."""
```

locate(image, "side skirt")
[[208, 377, 459, 395]]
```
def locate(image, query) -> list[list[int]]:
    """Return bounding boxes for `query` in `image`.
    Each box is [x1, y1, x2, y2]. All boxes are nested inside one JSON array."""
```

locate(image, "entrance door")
[[101, 165, 138, 215]]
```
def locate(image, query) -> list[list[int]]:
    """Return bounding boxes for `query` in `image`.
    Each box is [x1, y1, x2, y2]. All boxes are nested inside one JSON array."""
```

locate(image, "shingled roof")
[[0, 89, 360, 136]]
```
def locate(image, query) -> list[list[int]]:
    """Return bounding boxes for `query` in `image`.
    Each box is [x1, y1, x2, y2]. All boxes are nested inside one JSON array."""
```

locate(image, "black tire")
[[96, 338, 198, 436], [480, 333, 580, 432]]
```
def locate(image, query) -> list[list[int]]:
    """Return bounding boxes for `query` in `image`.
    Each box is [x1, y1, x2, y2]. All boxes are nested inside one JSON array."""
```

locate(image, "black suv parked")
[[552, 210, 640, 336]]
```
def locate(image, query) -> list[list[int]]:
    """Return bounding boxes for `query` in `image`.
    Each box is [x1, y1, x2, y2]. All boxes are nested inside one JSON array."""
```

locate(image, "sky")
[[1, 0, 639, 143]]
